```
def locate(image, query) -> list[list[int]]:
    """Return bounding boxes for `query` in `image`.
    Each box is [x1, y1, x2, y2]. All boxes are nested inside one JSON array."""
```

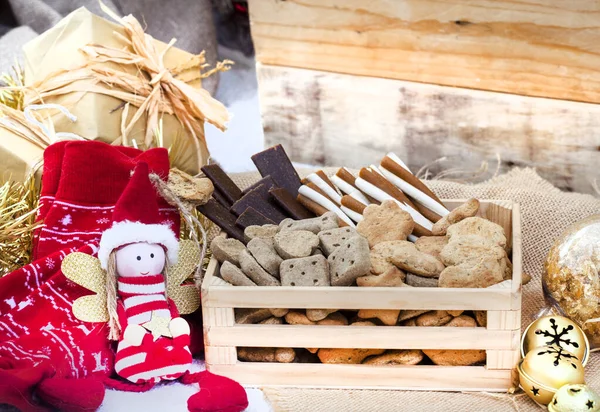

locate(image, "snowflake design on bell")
[[535, 318, 580, 351], [60, 214, 73, 226], [537, 346, 579, 368]]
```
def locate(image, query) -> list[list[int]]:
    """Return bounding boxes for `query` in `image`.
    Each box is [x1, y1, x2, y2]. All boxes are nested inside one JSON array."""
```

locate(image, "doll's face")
[[115, 243, 166, 277]]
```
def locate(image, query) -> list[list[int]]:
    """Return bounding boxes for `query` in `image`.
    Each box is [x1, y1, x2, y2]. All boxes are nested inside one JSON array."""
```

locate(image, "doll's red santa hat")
[[98, 162, 179, 269]]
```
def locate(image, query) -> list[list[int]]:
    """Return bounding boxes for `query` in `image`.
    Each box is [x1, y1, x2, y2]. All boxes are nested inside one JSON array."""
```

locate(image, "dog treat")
[[198, 199, 245, 242], [354, 176, 432, 236], [210, 236, 246, 266], [357, 309, 400, 326], [474, 311, 487, 327], [341, 195, 367, 214], [243, 175, 276, 195], [328, 235, 371, 286], [305, 171, 343, 205], [414, 236, 448, 260], [279, 212, 339, 234], [398, 310, 429, 322], [212, 189, 231, 208], [380, 153, 449, 218], [280, 255, 330, 287], [235, 207, 276, 228], [333, 168, 373, 203], [446, 217, 507, 249], [432, 199, 480, 235], [274, 230, 319, 260], [306, 309, 338, 322], [318, 227, 357, 256], [405, 273, 439, 288], [230, 184, 287, 222], [270, 187, 314, 220], [239, 249, 281, 286], [235, 308, 273, 324], [340, 206, 364, 223], [299, 185, 355, 227], [357, 266, 407, 287], [220, 261, 257, 286], [359, 167, 416, 209], [237, 347, 296, 363], [357, 200, 414, 248], [259, 317, 284, 325], [440, 235, 507, 267], [247, 237, 283, 277], [363, 350, 424, 366], [318, 348, 385, 364], [244, 224, 279, 243], [370, 241, 445, 278], [251, 144, 302, 196], [201, 164, 243, 205], [438, 256, 504, 288], [402, 318, 418, 326], [285, 310, 317, 325], [269, 308, 289, 317], [446, 315, 476, 327], [369, 245, 396, 275], [317, 311, 349, 326], [415, 310, 453, 327], [351, 320, 378, 327]]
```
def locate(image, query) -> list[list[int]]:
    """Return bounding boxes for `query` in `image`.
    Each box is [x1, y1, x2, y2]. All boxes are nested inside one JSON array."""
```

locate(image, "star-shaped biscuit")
[[142, 311, 173, 341]]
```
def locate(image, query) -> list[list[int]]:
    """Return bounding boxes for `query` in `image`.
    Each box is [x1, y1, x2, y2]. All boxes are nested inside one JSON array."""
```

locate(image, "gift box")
[[21, 6, 229, 176]]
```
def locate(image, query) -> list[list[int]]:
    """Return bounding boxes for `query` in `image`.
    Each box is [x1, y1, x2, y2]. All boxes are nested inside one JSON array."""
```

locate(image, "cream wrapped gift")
[[22, 5, 230, 175]]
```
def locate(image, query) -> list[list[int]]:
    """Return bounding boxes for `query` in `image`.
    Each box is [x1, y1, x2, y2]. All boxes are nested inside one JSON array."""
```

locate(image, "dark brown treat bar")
[[201, 164, 243, 205], [235, 207, 276, 228], [197, 199, 245, 242], [251, 145, 302, 197], [212, 189, 231, 208], [270, 187, 315, 220], [230, 185, 288, 222], [242, 175, 275, 195]]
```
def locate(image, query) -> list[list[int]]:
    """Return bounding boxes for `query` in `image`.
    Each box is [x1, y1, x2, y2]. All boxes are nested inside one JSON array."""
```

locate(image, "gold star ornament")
[[142, 311, 173, 341]]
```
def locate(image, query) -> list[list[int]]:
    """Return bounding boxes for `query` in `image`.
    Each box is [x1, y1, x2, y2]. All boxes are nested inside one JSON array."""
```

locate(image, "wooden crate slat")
[[256, 64, 600, 194], [487, 310, 521, 331], [486, 350, 521, 370], [249, 0, 600, 104], [205, 345, 237, 365], [207, 363, 513, 392], [203, 285, 515, 310], [206, 325, 518, 350]]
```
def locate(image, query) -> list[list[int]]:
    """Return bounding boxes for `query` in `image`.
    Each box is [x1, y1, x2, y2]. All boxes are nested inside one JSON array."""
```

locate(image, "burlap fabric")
[[228, 167, 600, 412]]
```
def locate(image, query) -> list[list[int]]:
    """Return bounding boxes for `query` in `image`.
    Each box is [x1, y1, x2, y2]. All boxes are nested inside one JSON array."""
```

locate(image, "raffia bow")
[[21, 2, 232, 170]]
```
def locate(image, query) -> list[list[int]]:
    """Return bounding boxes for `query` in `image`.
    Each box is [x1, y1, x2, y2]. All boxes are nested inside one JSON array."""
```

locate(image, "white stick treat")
[[331, 174, 370, 205], [408, 234, 419, 243], [386, 152, 411, 173], [341, 205, 363, 223], [379, 166, 449, 217], [306, 173, 342, 205], [355, 177, 433, 230], [298, 185, 355, 227], [369, 165, 385, 177]]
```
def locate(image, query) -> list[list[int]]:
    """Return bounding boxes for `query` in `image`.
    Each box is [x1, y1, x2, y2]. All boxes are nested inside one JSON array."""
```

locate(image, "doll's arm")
[[118, 300, 146, 346], [167, 298, 190, 345]]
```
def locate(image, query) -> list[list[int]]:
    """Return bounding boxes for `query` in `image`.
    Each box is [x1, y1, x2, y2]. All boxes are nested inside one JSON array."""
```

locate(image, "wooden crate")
[[202, 200, 522, 391], [248, 0, 600, 193]]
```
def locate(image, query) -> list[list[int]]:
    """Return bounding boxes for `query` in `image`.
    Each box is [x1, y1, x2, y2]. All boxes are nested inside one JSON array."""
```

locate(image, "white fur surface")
[[98, 221, 179, 270], [101, 360, 272, 412]]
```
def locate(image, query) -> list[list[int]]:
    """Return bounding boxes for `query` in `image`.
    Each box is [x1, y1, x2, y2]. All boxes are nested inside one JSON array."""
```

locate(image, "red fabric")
[[112, 162, 162, 226], [37, 376, 105, 412], [186, 371, 249, 412]]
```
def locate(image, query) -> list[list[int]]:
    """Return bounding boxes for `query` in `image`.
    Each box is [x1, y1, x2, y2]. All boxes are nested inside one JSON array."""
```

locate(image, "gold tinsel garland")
[[0, 62, 24, 111], [0, 174, 40, 276]]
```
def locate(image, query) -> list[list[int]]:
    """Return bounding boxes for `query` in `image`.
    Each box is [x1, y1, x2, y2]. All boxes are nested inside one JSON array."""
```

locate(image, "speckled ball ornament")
[[518, 345, 585, 405], [543, 215, 600, 348], [522, 315, 590, 366], [548, 384, 600, 412]]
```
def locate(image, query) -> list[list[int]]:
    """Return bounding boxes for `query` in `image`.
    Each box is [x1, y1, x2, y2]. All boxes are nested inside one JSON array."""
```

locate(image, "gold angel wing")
[[62, 252, 109, 322], [168, 240, 201, 315]]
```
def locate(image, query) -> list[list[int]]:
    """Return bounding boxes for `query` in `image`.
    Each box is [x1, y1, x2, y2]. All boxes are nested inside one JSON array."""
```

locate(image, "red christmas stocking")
[[183, 371, 249, 412], [35, 141, 177, 259]]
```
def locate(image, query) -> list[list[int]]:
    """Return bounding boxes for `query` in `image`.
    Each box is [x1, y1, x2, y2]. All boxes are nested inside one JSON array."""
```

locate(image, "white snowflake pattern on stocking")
[[45, 257, 55, 270], [60, 214, 73, 226], [96, 217, 110, 225]]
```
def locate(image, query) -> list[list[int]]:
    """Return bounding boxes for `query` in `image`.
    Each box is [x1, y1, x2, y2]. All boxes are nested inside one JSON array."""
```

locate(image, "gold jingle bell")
[[548, 384, 600, 412], [522, 315, 590, 366], [518, 344, 585, 405]]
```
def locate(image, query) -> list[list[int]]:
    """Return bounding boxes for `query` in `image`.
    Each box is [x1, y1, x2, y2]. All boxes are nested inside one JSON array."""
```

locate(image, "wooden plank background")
[[257, 64, 600, 193], [249, 0, 600, 104]]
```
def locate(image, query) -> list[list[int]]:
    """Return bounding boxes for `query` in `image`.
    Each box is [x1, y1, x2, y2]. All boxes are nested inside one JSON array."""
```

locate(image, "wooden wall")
[[249, 0, 600, 193]]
